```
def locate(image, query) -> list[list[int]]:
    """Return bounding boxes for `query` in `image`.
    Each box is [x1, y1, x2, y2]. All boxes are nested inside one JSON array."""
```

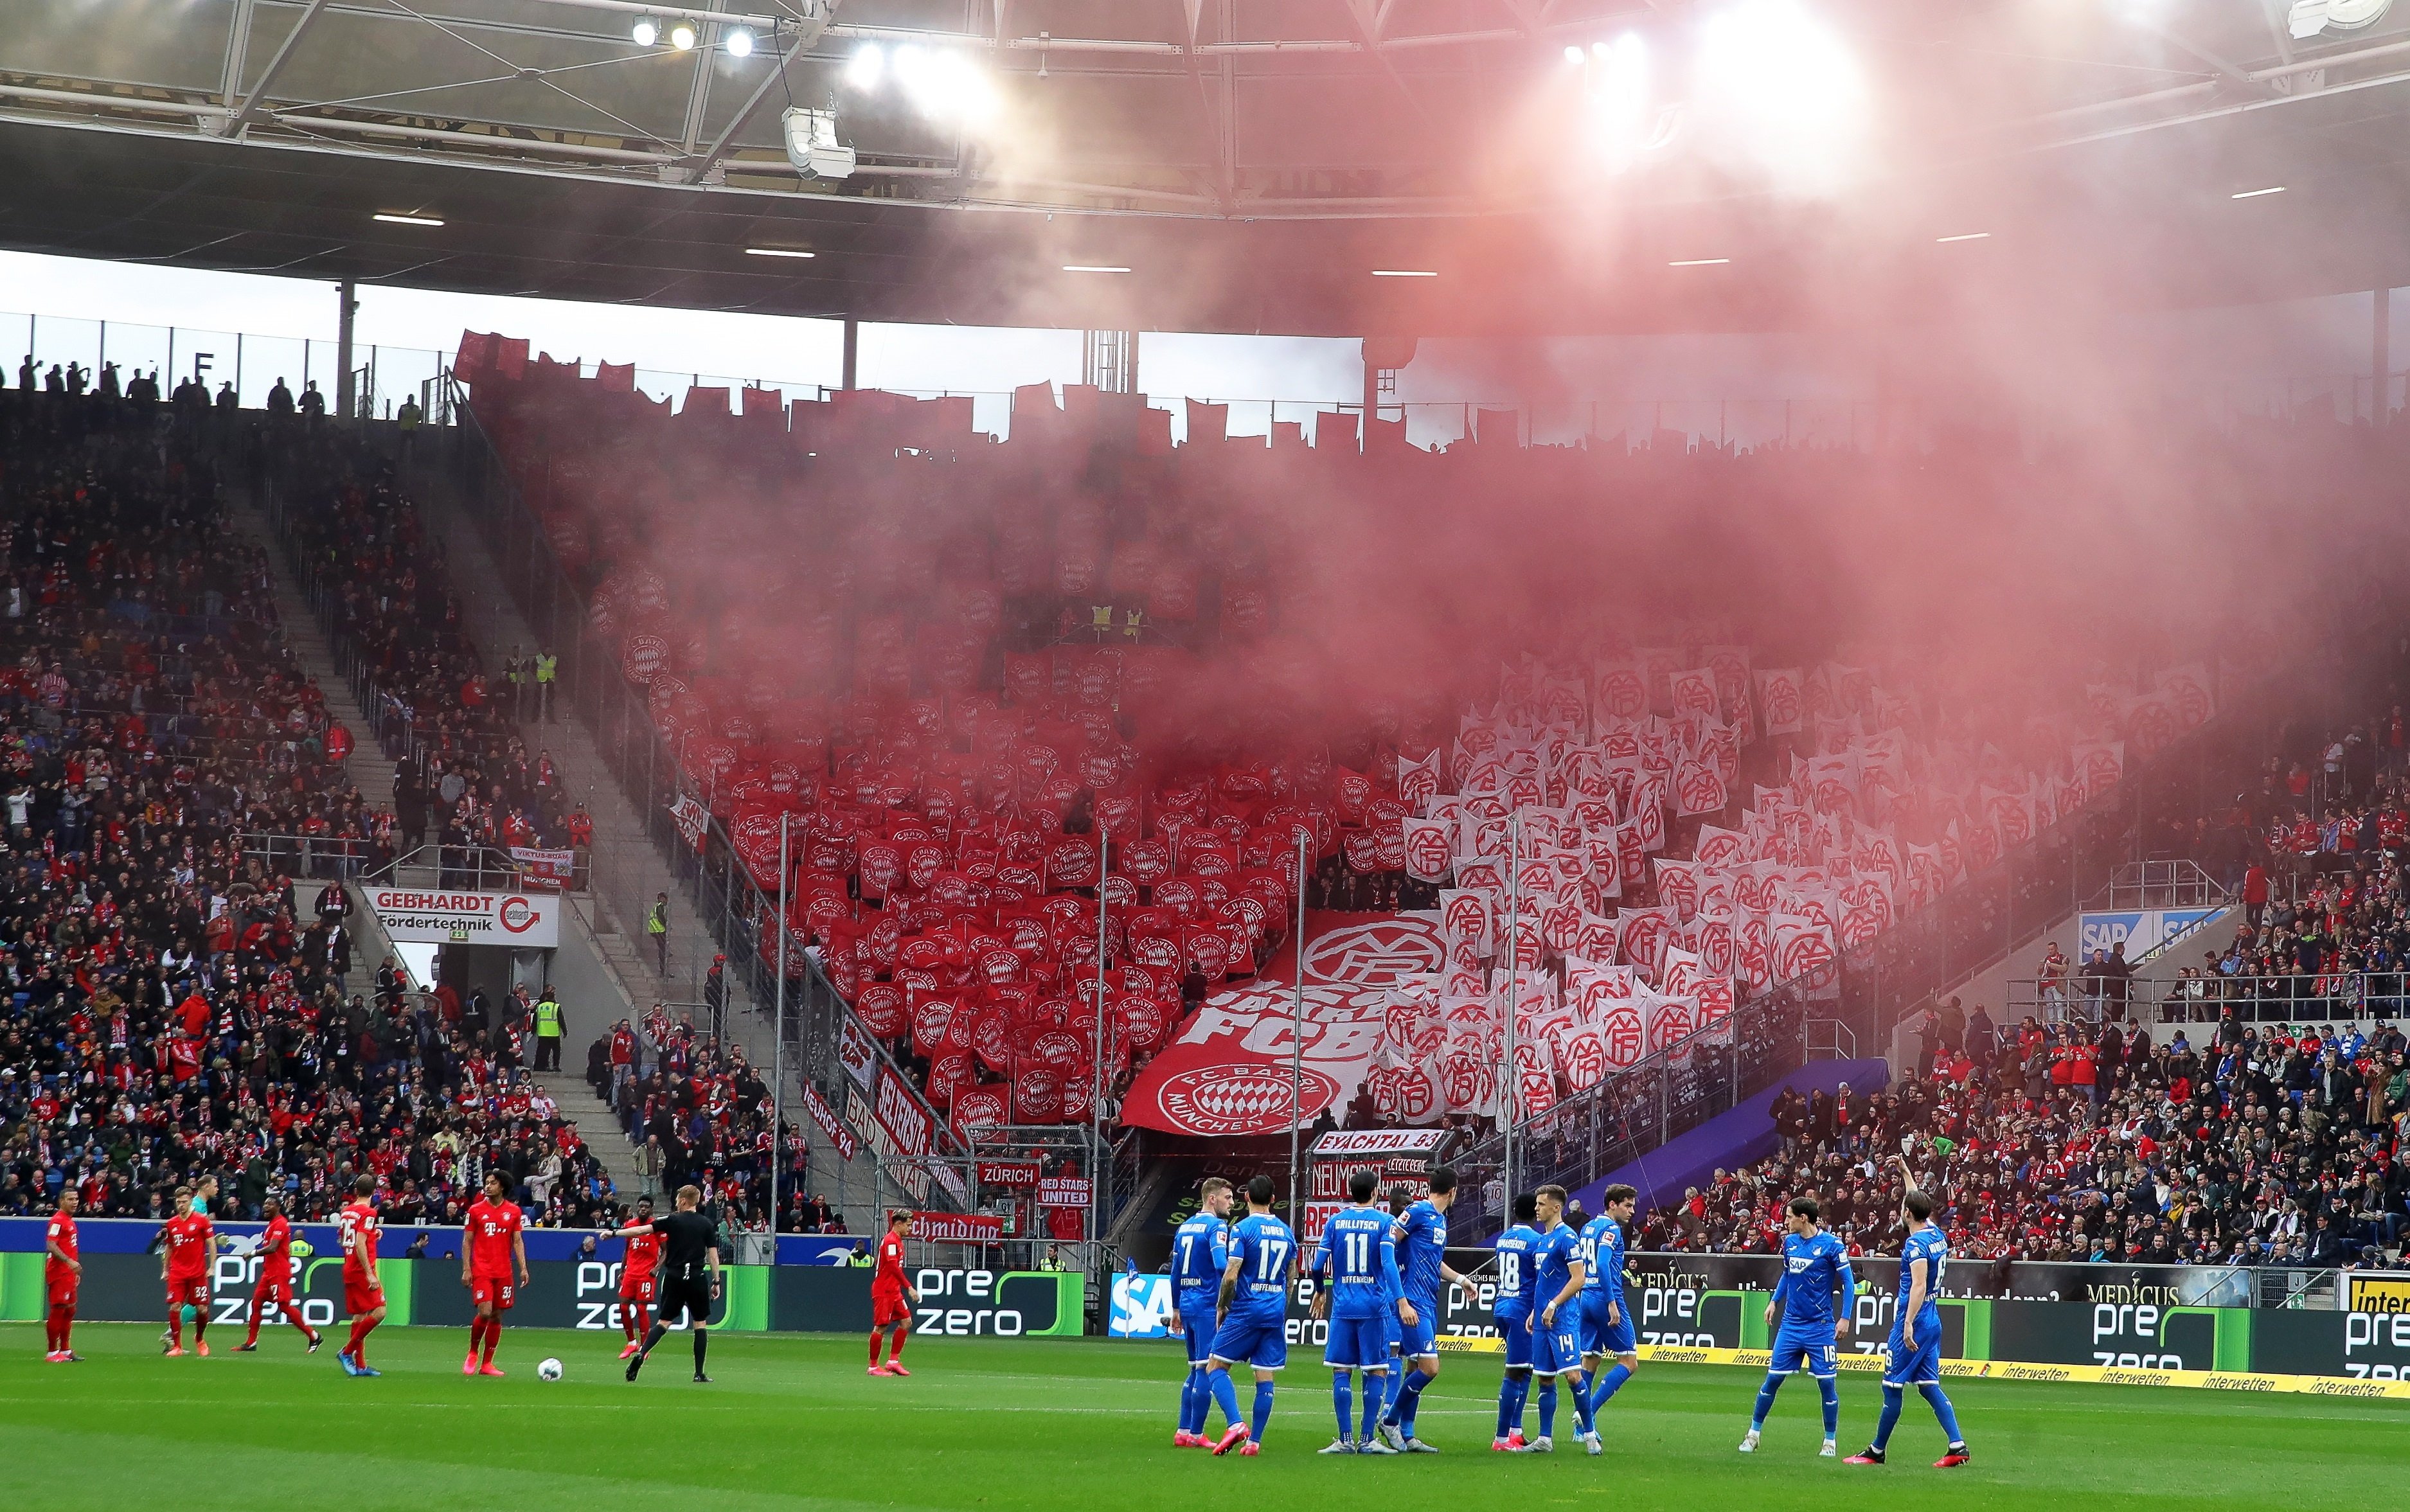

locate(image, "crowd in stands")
[[0, 393, 621, 1229], [585, 1003, 813, 1233]]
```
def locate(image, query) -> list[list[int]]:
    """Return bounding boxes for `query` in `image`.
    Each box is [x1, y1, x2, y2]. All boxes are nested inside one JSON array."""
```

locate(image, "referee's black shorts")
[[657, 1278, 713, 1328]]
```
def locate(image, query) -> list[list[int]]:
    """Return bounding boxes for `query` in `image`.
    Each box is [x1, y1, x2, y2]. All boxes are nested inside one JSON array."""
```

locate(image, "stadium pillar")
[[841, 318, 859, 391], [2376, 287, 2393, 420], [335, 280, 357, 419]]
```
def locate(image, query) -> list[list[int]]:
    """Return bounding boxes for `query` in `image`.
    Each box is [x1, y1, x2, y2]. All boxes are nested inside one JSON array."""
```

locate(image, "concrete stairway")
[[539, 1064, 645, 1200]]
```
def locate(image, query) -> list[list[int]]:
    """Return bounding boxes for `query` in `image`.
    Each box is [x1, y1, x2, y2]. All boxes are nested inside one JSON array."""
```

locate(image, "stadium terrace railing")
[[2011, 970, 2410, 1028]]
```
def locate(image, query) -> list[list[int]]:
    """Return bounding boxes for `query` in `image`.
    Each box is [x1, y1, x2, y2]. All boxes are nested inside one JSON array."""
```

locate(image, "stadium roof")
[[6, 1, 2410, 336]]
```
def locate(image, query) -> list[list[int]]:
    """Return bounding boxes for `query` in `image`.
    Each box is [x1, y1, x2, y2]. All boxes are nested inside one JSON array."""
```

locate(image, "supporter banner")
[[670, 794, 710, 852], [366, 887, 560, 949], [873, 1065, 936, 1160], [770, 1264, 1080, 1337], [977, 1160, 1042, 1187], [1037, 1177, 1092, 1209], [803, 1081, 858, 1163], [837, 1015, 878, 1092], [510, 846, 576, 891], [2078, 907, 2223, 962], [913, 1213, 1006, 1242], [1308, 1128, 1450, 1157], [1122, 911, 1443, 1137]]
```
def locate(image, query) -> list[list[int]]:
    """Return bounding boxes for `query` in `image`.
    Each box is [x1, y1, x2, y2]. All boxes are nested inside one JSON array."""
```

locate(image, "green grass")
[[1, 1324, 2401, 1509]]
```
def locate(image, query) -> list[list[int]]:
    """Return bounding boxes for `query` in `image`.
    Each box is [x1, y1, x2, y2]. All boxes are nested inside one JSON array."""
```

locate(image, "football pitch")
[[1, 1325, 2397, 1510]]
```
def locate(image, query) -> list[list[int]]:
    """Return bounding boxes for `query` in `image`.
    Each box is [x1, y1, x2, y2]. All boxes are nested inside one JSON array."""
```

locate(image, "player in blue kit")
[[1168, 1177, 1236, 1447], [1205, 1175, 1297, 1457], [1579, 1184, 1641, 1420], [1524, 1183, 1603, 1455], [1848, 1162, 1970, 1469], [1376, 1167, 1466, 1452], [1741, 1195, 1854, 1457], [1309, 1170, 1405, 1454], [1489, 1193, 1540, 1452]]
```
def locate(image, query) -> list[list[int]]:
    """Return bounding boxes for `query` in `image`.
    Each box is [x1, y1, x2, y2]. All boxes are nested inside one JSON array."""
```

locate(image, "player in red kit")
[[618, 1196, 663, 1360], [159, 1187, 216, 1356], [235, 1196, 323, 1353], [44, 1190, 82, 1362], [868, 1210, 920, 1376], [462, 1171, 528, 1377], [335, 1173, 388, 1376]]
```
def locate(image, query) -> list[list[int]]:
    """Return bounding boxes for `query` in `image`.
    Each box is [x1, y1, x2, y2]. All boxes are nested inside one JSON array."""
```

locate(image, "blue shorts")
[[1884, 1315, 1941, 1386], [1209, 1307, 1289, 1371], [1531, 1306, 1584, 1377], [1770, 1323, 1837, 1380], [1325, 1313, 1390, 1372], [1397, 1297, 1438, 1360], [1495, 1308, 1533, 1370], [1178, 1299, 1219, 1365], [1582, 1294, 1637, 1358], [1381, 1301, 1402, 1352]]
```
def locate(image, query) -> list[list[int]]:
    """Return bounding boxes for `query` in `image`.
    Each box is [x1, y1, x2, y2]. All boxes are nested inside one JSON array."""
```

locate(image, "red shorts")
[[46, 1278, 76, 1310], [252, 1276, 294, 1308], [619, 1275, 657, 1304], [470, 1277, 516, 1312], [166, 1273, 209, 1309], [344, 1274, 384, 1315], [873, 1292, 911, 1327]]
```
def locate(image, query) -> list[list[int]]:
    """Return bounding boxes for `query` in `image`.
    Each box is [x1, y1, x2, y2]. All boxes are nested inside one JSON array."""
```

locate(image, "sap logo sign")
[[1111, 1274, 1175, 1338]]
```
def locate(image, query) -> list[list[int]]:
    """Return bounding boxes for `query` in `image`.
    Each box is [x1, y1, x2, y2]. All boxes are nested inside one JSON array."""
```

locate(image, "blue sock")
[[1920, 1382, 1965, 1446], [1873, 1384, 1904, 1451], [1496, 1373, 1523, 1439], [1251, 1380, 1275, 1443], [1590, 1362, 1632, 1416], [1389, 1369, 1429, 1436], [1751, 1371, 1783, 1430], [1332, 1373, 1353, 1441], [1179, 1370, 1199, 1434], [1362, 1373, 1384, 1443], [1209, 1369, 1243, 1432], [1569, 1372, 1596, 1436], [1511, 1374, 1530, 1434], [1818, 1376, 1840, 1438], [1538, 1380, 1559, 1438]]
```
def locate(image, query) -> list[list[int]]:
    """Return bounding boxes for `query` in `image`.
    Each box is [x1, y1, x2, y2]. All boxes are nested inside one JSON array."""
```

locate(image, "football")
[[538, 1358, 564, 1382]]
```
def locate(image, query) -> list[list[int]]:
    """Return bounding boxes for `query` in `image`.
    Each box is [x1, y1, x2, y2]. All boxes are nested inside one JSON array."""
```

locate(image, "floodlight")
[[670, 21, 697, 49], [846, 44, 885, 89], [631, 15, 658, 46], [726, 26, 754, 58]]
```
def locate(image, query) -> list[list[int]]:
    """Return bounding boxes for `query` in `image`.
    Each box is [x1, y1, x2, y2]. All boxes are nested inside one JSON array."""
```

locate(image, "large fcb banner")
[[1121, 911, 1443, 1137]]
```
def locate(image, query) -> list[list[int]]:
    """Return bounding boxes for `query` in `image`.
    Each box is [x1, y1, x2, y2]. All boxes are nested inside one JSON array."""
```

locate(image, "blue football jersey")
[[1898, 1223, 1947, 1327], [1228, 1213, 1297, 1315], [1577, 1214, 1627, 1301], [1170, 1211, 1229, 1301], [1774, 1230, 1853, 1329], [1314, 1207, 1400, 1320], [1492, 1223, 1540, 1321], [1530, 1220, 1582, 1312], [1392, 1198, 1449, 1303]]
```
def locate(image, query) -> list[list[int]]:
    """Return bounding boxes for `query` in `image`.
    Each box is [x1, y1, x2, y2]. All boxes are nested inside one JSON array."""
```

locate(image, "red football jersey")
[[466, 1198, 524, 1279], [257, 1214, 292, 1267], [873, 1232, 909, 1299], [163, 1211, 213, 1276], [623, 1229, 664, 1283], [45, 1208, 78, 1276], [338, 1199, 381, 1277]]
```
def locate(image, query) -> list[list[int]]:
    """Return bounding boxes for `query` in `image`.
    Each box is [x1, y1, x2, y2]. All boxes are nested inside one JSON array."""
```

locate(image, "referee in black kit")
[[617, 1184, 723, 1383]]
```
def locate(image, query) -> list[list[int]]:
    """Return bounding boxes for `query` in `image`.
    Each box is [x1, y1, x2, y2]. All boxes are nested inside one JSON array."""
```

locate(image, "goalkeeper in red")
[[463, 1171, 530, 1377]]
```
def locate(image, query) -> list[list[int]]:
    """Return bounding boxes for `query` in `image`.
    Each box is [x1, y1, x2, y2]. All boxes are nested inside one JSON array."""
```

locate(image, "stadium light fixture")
[[745, 247, 816, 258], [373, 212, 444, 227], [780, 107, 854, 179], [725, 26, 754, 57], [1668, 258, 1729, 267], [1062, 265, 1131, 274], [846, 44, 885, 89], [1934, 232, 1990, 243], [630, 15, 659, 46], [2231, 185, 2286, 199], [1564, 44, 1585, 64], [670, 21, 697, 49], [1371, 269, 1438, 277]]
